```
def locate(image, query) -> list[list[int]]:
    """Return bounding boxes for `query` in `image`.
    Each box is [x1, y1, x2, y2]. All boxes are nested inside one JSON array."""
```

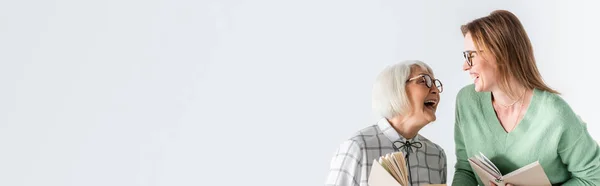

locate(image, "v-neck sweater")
[[452, 84, 600, 185]]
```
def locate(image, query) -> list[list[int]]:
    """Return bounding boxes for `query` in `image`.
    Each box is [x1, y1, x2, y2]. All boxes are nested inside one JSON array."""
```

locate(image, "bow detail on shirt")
[[392, 140, 423, 186], [393, 140, 423, 154]]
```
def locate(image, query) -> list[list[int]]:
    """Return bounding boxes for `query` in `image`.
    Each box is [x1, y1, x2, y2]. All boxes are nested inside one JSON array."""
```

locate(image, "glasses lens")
[[468, 57, 472, 66], [463, 51, 474, 66], [423, 75, 433, 88], [466, 51, 474, 66], [435, 79, 443, 93]]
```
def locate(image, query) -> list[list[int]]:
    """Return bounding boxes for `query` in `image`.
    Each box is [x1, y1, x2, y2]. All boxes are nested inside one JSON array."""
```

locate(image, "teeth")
[[424, 100, 437, 104]]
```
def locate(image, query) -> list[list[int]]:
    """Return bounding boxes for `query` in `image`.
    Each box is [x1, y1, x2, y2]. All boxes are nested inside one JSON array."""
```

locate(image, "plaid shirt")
[[325, 118, 447, 186]]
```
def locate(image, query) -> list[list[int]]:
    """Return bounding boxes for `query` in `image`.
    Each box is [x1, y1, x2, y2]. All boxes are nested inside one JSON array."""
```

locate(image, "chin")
[[474, 83, 485, 92], [428, 117, 436, 122], [425, 114, 436, 123]]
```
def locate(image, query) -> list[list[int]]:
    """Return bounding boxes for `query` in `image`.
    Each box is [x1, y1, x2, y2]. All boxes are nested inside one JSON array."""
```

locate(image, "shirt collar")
[[376, 118, 420, 143]]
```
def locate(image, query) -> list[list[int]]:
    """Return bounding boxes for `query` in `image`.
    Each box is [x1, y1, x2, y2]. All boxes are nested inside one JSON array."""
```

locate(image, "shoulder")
[[533, 89, 585, 130], [536, 90, 571, 112], [457, 84, 476, 96], [457, 84, 476, 99], [455, 84, 486, 121], [417, 135, 447, 159], [456, 84, 484, 104], [534, 90, 577, 120], [345, 125, 384, 149], [333, 125, 387, 164]]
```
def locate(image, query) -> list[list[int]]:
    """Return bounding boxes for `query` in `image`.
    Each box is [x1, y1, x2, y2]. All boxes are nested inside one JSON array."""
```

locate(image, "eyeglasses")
[[407, 74, 443, 93], [463, 50, 482, 66]]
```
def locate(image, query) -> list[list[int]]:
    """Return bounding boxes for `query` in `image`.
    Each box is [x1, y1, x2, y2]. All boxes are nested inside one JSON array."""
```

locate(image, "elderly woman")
[[453, 10, 600, 185], [325, 60, 447, 186]]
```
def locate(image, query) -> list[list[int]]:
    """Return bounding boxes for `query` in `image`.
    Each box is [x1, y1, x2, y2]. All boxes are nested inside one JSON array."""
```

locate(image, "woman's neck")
[[491, 81, 529, 108], [387, 116, 423, 140]]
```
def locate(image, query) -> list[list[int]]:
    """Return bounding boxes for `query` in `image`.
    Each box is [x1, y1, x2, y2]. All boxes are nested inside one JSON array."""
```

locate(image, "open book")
[[468, 152, 551, 186], [369, 152, 446, 186], [368, 152, 409, 186]]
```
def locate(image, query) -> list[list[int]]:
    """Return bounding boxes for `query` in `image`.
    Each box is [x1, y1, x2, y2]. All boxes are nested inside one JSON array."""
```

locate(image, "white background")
[[1, 0, 599, 185]]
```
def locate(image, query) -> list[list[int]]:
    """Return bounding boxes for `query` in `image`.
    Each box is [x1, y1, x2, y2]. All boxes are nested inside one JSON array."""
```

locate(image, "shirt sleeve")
[[325, 140, 363, 186], [440, 148, 447, 184]]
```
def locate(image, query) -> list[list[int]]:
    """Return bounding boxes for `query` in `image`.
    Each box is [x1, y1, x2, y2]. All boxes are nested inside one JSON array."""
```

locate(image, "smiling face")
[[405, 66, 441, 123], [463, 32, 500, 92]]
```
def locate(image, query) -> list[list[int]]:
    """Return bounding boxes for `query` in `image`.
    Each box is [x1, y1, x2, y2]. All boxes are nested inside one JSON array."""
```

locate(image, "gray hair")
[[372, 60, 434, 119]]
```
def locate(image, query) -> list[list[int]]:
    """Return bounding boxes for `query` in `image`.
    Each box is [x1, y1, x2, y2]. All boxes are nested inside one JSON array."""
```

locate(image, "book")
[[368, 152, 448, 186], [368, 152, 409, 186], [468, 152, 551, 186]]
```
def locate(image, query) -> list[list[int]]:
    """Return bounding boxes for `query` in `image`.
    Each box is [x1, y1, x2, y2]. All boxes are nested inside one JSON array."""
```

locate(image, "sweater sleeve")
[[452, 94, 479, 186], [557, 113, 600, 185]]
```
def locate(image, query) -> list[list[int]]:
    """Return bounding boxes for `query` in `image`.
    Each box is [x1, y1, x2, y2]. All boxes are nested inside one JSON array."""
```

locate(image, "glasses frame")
[[463, 50, 482, 66], [407, 74, 443, 93]]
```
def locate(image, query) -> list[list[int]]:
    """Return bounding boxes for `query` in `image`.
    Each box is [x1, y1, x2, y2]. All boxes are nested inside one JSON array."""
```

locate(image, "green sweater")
[[452, 84, 600, 185]]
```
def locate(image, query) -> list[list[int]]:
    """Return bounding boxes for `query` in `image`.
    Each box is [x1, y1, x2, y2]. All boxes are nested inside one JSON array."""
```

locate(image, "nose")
[[430, 85, 439, 95], [462, 60, 471, 71]]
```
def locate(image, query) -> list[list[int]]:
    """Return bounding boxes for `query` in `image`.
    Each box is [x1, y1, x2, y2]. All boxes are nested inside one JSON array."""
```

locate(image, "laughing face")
[[463, 32, 499, 92], [405, 66, 441, 123]]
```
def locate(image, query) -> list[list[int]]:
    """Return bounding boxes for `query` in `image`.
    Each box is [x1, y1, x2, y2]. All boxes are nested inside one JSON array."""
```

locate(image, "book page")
[[382, 154, 403, 183], [372, 152, 412, 186], [502, 161, 551, 186], [478, 152, 501, 176], [474, 153, 500, 177], [394, 152, 409, 185], [391, 152, 408, 186], [468, 158, 501, 186], [469, 157, 501, 180], [369, 160, 403, 186]]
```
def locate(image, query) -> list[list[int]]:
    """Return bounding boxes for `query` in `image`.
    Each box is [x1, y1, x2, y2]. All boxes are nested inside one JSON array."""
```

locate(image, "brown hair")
[[461, 10, 558, 98]]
